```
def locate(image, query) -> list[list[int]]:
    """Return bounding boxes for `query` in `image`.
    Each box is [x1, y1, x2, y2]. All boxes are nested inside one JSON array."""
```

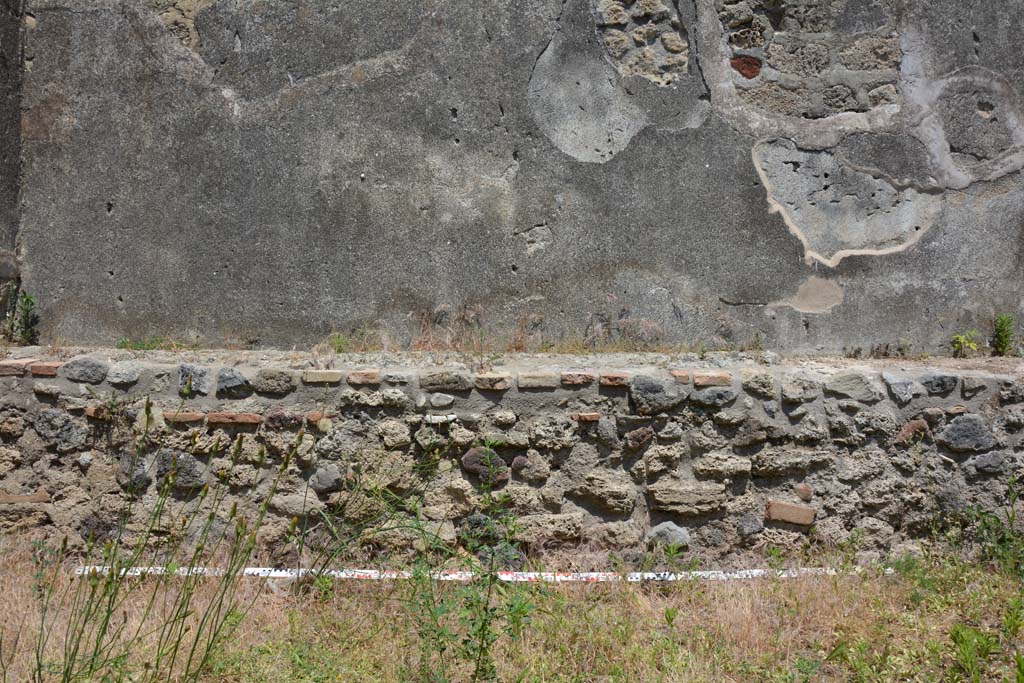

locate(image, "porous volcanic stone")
[[630, 374, 686, 415], [61, 357, 109, 384], [155, 448, 205, 491], [936, 414, 995, 452], [216, 367, 252, 398], [920, 373, 958, 395], [179, 364, 212, 396], [824, 373, 883, 403], [645, 521, 690, 547], [461, 447, 509, 486], [420, 370, 472, 393], [252, 369, 297, 395], [107, 361, 143, 387]]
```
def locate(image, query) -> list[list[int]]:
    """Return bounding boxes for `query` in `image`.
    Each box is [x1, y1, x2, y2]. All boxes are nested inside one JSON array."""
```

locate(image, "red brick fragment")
[[794, 483, 814, 502], [669, 369, 691, 384], [207, 412, 261, 426], [561, 371, 595, 386], [165, 411, 206, 424], [694, 371, 732, 387], [0, 357, 39, 376], [84, 405, 113, 421], [347, 369, 381, 385], [599, 372, 630, 387], [894, 418, 930, 446], [306, 411, 336, 426], [731, 56, 761, 79], [30, 361, 62, 377]]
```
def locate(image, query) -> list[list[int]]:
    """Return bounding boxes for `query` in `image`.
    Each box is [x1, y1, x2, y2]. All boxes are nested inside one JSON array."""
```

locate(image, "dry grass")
[[2, 531, 1022, 683], [210, 566, 1019, 683], [311, 308, 748, 363], [0, 533, 262, 683]]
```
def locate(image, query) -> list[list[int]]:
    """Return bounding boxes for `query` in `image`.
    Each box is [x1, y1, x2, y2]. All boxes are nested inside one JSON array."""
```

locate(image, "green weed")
[[992, 314, 1017, 356], [966, 477, 1024, 578], [951, 329, 980, 357], [949, 623, 999, 683]]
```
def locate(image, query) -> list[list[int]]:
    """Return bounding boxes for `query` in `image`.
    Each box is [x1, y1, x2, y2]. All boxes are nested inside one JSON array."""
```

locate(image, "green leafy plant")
[[321, 327, 387, 355], [401, 442, 537, 682], [766, 545, 786, 571], [327, 331, 352, 354], [951, 330, 980, 358], [992, 315, 1017, 356], [8, 291, 40, 345], [115, 336, 181, 351], [662, 543, 687, 569], [966, 477, 1024, 578], [1003, 597, 1023, 641], [949, 623, 999, 683], [826, 638, 899, 681]]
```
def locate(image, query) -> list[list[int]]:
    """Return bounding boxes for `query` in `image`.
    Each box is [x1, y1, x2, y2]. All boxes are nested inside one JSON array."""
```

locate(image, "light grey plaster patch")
[[768, 276, 844, 314], [752, 138, 943, 266], [899, 52, 1024, 189], [527, 0, 648, 163]]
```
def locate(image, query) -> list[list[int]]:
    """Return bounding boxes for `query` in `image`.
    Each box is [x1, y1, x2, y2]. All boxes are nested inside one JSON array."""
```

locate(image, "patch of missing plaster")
[[592, 0, 689, 86], [518, 223, 553, 255], [175, 0, 427, 99], [753, 138, 942, 267], [147, 0, 214, 49], [835, 132, 941, 192], [900, 62, 1024, 189], [715, 0, 902, 119], [768, 276, 844, 313], [528, 0, 647, 163], [692, 0, 899, 147]]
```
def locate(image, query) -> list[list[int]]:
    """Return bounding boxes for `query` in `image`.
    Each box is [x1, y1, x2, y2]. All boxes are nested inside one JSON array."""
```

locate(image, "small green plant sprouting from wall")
[[991, 315, 1016, 357], [320, 327, 386, 355], [327, 331, 352, 354], [115, 335, 186, 351], [8, 291, 40, 345], [951, 330, 980, 358]]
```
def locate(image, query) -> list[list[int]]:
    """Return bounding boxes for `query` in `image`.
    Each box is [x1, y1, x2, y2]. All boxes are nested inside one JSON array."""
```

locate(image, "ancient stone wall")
[[1, 0, 1021, 352], [1, 350, 1021, 564]]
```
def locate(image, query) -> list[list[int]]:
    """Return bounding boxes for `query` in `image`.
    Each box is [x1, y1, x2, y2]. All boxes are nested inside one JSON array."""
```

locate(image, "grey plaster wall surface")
[[0, 0, 20, 272], [7, 0, 1024, 352]]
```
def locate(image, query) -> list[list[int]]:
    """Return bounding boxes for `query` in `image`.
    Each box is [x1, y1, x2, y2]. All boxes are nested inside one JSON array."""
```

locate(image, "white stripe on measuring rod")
[[76, 566, 894, 582]]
